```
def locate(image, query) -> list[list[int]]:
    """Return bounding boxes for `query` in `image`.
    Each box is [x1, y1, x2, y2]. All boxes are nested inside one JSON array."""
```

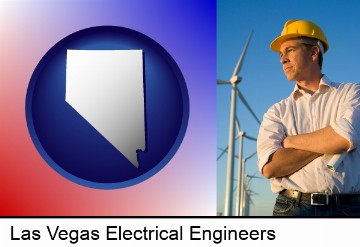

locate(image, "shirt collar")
[[291, 74, 336, 99]]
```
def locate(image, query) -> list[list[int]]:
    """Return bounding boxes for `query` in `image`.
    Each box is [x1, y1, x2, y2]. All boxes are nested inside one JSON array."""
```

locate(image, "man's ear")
[[311, 46, 320, 60]]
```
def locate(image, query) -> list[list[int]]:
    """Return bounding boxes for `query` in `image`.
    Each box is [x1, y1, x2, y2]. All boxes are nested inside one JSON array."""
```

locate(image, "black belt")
[[280, 189, 360, 206]]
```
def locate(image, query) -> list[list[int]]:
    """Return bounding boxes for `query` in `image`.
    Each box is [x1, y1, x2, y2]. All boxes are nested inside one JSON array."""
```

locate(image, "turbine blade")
[[217, 146, 228, 161], [250, 191, 259, 196], [217, 79, 230, 85], [244, 134, 257, 141], [249, 198, 255, 205], [236, 89, 261, 125], [248, 176, 263, 180], [235, 116, 241, 133], [218, 147, 241, 160], [232, 30, 254, 77], [217, 134, 243, 161], [244, 151, 257, 161]]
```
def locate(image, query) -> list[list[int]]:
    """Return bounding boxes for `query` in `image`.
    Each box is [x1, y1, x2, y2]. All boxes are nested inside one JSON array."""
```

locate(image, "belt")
[[280, 190, 360, 206]]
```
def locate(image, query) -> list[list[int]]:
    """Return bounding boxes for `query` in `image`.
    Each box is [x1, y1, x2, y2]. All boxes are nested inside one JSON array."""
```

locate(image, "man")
[[257, 19, 360, 216]]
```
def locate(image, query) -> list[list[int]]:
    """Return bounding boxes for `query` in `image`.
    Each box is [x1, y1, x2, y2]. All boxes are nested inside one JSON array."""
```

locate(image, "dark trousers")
[[273, 193, 360, 217]]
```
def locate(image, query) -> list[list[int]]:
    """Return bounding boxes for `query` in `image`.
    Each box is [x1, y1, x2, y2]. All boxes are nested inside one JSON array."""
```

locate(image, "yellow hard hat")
[[270, 19, 329, 53]]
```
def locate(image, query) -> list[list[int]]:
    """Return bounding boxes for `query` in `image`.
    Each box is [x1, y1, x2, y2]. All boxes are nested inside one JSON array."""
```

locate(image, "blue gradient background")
[[0, 0, 216, 215]]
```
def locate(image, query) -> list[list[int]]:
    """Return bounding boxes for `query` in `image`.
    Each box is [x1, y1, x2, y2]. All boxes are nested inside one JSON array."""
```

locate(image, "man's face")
[[279, 39, 313, 82]]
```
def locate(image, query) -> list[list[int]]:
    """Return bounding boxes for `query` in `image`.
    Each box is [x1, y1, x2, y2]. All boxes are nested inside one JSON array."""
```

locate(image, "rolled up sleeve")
[[331, 107, 360, 152], [331, 84, 360, 152], [257, 105, 286, 173]]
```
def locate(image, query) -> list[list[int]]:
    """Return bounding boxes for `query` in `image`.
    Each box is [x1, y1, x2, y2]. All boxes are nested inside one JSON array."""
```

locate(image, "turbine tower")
[[217, 31, 259, 216]]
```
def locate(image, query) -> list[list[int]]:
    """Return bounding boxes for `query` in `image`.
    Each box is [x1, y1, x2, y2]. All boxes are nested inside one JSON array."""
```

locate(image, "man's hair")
[[298, 36, 324, 70], [304, 43, 323, 70]]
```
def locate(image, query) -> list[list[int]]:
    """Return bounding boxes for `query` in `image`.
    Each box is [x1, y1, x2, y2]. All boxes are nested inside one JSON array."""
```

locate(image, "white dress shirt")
[[257, 75, 360, 194]]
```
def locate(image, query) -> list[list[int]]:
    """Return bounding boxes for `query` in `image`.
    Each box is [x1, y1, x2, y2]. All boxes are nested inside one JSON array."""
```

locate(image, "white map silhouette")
[[65, 49, 145, 168]]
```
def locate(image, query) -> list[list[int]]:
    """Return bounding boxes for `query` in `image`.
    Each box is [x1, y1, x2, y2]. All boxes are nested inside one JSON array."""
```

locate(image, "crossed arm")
[[262, 126, 350, 179]]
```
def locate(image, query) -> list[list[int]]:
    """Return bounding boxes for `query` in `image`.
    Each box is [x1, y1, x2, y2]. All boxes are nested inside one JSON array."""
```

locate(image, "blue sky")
[[217, 0, 360, 216]]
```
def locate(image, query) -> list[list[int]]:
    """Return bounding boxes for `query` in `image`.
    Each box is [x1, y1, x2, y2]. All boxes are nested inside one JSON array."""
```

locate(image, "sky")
[[217, 0, 360, 216]]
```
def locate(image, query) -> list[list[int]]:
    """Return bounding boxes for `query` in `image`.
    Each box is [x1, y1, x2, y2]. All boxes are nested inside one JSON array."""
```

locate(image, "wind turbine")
[[237, 150, 257, 216], [217, 30, 257, 216], [244, 172, 262, 216]]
